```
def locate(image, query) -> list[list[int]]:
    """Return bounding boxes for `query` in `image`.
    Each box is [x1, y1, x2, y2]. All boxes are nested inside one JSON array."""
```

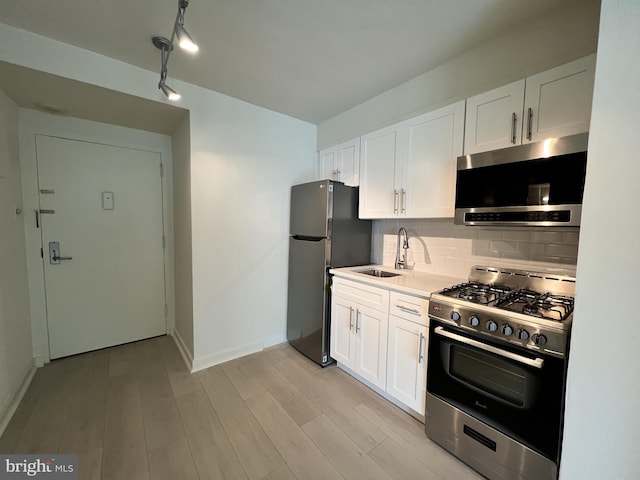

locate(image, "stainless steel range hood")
[[454, 133, 588, 227]]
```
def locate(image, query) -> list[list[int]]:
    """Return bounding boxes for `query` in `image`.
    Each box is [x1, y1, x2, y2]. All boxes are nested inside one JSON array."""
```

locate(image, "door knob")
[[49, 241, 73, 265]]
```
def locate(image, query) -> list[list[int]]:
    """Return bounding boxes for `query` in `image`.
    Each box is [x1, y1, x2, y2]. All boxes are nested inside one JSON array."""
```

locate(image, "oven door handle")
[[434, 327, 544, 369]]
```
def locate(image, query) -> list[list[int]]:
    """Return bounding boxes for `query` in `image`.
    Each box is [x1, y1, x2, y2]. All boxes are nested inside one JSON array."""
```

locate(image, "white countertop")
[[330, 265, 464, 298]]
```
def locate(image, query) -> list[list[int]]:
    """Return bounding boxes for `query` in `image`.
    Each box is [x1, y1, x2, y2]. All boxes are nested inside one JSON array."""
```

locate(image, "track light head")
[[175, 22, 199, 52], [153, 36, 181, 101], [159, 82, 181, 101]]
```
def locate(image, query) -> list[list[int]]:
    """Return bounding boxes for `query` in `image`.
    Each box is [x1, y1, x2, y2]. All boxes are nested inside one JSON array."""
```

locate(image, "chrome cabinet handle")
[[355, 311, 361, 334], [434, 326, 544, 369], [393, 189, 399, 214], [336, 169, 341, 180], [396, 304, 421, 316], [401, 189, 407, 214], [349, 306, 354, 331], [527, 107, 533, 140], [418, 332, 425, 364], [511, 112, 517, 144]]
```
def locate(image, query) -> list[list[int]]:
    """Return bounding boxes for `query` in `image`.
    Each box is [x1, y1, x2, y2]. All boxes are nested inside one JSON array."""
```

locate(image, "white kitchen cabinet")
[[353, 305, 388, 390], [524, 54, 596, 143], [464, 54, 596, 154], [401, 102, 465, 218], [386, 290, 429, 415], [464, 80, 526, 154], [330, 278, 389, 390], [318, 137, 360, 186], [386, 315, 427, 415], [359, 101, 465, 218], [359, 124, 401, 218]]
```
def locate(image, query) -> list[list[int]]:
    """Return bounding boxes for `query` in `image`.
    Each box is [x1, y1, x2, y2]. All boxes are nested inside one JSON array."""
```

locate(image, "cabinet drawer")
[[332, 278, 390, 312], [389, 291, 429, 326]]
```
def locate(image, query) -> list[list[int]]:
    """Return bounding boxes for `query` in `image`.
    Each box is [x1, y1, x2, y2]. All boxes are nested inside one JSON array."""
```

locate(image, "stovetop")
[[438, 282, 574, 322], [429, 266, 576, 357]]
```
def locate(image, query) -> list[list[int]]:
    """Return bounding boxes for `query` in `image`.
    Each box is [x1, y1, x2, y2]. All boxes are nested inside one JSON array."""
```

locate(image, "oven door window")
[[449, 344, 535, 408]]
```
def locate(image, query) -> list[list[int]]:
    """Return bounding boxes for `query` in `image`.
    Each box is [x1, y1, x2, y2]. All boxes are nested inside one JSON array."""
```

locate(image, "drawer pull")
[[396, 304, 421, 316]]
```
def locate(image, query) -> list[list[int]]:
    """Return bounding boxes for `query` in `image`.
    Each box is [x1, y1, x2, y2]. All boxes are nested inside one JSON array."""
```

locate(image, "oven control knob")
[[502, 325, 513, 336], [451, 311, 461, 321], [517, 329, 530, 341], [532, 333, 548, 346], [469, 316, 480, 327], [486, 321, 498, 332]]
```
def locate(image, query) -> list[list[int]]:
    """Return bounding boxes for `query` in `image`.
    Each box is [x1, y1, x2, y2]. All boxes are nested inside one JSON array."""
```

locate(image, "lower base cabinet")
[[330, 295, 388, 390], [386, 315, 428, 415], [330, 277, 429, 416]]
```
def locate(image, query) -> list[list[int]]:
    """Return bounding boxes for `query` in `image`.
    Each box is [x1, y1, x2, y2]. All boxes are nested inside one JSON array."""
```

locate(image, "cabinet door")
[[354, 305, 388, 390], [401, 101, 465, 218], [359, 125, 402, 218], [330, 295, 356, 369], [337, 138, 360, 186], [524, 54, 596, 143], [464, 80, 525, 154], [386, 315, 427, 414], [318, 146, 338, 181]]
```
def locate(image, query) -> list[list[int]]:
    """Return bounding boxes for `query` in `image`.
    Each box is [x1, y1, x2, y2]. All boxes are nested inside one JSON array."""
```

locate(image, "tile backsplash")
[[372, 218, 579, 279]]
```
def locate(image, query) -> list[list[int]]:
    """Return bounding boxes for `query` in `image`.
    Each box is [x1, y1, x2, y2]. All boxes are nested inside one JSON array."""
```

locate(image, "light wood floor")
[[0, 336, 483, 480]]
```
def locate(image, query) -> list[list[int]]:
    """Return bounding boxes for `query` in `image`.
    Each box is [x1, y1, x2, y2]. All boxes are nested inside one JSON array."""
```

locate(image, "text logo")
[[0, 455, 77, 480]]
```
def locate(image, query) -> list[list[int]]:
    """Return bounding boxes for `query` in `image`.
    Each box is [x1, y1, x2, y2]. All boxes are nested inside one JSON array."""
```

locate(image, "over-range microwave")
[[454, 133, 588, 227]]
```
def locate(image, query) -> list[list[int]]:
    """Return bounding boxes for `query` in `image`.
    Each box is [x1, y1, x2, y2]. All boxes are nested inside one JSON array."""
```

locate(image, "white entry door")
[[36, 135, 167, 359]]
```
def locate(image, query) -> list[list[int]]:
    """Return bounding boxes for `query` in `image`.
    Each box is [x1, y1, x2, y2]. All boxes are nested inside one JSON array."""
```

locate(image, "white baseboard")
[[171, 329, 194, 372], [191, 340, 264, 373], [0, 360, 37, 438], [263, 332, 286, 349]]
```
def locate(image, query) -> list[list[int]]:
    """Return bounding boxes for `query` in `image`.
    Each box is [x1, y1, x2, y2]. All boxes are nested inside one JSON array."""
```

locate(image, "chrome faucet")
[[395, 227, 409, 269]]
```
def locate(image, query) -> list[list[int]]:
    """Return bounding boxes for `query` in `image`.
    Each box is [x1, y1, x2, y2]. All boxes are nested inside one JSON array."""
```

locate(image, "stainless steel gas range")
[[425, 265, 575, 480]]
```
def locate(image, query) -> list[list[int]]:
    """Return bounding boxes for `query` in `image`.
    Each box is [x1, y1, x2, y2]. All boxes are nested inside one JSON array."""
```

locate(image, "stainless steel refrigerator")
[[286, 180, 372, 366]]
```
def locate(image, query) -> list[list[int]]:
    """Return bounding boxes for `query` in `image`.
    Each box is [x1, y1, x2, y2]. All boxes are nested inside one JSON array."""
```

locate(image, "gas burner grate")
[[440, 282, 511, 306], [498, 290, 574, 321]]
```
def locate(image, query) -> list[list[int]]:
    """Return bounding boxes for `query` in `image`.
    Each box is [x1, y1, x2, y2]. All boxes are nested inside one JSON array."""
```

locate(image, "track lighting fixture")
[[152, 0, 199, 101]]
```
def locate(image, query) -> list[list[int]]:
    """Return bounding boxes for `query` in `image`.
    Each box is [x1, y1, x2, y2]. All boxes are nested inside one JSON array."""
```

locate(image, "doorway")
[[35, 135, 167, 359]]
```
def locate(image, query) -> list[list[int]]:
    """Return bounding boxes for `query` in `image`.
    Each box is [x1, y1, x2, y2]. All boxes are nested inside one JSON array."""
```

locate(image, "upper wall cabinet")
[[318, 137, 360, 186], [464, 54, 596, 154], [464, 79, 526, 154], [359, 101, 465, 219]]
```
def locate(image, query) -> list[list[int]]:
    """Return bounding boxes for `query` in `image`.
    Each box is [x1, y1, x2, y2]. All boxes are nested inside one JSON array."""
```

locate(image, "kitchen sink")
[[358, 269, 401, 278]]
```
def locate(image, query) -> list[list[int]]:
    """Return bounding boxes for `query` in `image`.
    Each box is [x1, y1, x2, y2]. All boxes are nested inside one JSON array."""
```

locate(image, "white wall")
[[560, 2, 640, 478], [0, 89, 34, 434], [171, 114, 194, 356], [317, 0, 600, 149], [0, 23, 317, 370], [188, 97, 316, 369]]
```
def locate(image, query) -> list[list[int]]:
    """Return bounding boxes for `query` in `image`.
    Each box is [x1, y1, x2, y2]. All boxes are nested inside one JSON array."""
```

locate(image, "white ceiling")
[[0, 0, 589, 128]]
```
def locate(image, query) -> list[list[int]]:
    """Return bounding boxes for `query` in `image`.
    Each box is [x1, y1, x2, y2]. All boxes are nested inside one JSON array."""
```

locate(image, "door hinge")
[[164, 304, 168, 317], [162, 235, 166, 248], [160, 163, 164, 178]]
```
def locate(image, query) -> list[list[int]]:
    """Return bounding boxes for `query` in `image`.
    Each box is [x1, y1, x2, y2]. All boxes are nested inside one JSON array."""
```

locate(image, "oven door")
[[426, 319, 566, 461]]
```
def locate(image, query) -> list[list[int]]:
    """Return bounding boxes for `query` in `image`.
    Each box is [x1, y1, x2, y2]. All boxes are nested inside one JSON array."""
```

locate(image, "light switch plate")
[[102, 191, 114, 210]]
